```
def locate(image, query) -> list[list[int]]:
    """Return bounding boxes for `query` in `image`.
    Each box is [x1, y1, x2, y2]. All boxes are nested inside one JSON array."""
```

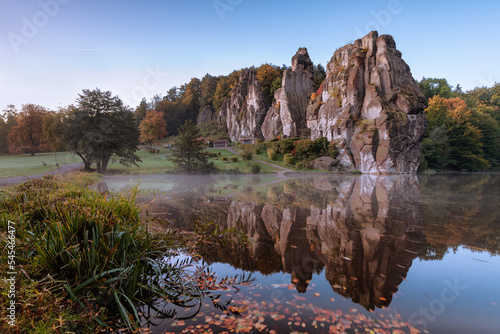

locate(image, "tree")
[[170, 119, 215, 174], [199, 74, 218, 109], [313, 64, 326, 91], [139, 110, 168, 148], [0, 106, 18, 154], [423, 96, 489, 171], [134, 98, 148, 128], [7, 104, 51, 155], [43, 109, 68, 152], [65, 89, 141, 174], [418, 78, 452, 105], [213, 70, 240, 111], [256, 64, 281, 105]]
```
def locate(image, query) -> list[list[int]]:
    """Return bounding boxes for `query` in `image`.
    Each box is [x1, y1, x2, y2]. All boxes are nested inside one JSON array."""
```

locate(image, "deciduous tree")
[[139, 110, 167, 148], [65, 89, 141, 174], [7, 104, 50, 155]]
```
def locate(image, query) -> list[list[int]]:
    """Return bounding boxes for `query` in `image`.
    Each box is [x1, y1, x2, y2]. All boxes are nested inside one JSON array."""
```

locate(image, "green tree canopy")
[[170, 119, 215, 174], [65, 89, 141, 174], [418, 78, 452, 105]]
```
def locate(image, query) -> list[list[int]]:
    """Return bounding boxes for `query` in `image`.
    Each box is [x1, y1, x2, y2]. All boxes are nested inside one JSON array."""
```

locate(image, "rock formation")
[[262, 48, 316, 140], [306, 31, 426, 173], [222, 69, 269, 142], [197, 105, 215, 124]]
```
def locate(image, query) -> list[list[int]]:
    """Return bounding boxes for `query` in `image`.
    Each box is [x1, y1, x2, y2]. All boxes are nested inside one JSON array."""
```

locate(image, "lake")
[[101, 173, 500, 334]]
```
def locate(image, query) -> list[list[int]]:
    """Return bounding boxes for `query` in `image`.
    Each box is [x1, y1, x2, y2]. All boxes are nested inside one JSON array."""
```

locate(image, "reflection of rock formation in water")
[[306, 176, 425, 310], [212, 176, 425, 310]]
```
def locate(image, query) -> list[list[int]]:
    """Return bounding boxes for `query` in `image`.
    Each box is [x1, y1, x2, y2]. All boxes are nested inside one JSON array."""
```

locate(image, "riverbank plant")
[[0, 173, 247, 332]]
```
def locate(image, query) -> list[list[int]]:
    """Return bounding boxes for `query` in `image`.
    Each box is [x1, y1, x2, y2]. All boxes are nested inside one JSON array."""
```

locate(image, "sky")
[[1, 0, 499, 111]]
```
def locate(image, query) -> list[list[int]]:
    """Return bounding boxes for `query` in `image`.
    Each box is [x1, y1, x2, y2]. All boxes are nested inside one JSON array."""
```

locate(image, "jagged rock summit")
[[306, 31, 426, 173]]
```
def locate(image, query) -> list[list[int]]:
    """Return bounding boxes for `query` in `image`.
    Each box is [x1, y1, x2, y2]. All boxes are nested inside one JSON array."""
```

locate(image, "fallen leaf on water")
[[290, 245, 298, 248], [330, 297, 335, 302], [492, 302, 499, 306], [380, 297, 387, 301], [314, 292, 320, 297]]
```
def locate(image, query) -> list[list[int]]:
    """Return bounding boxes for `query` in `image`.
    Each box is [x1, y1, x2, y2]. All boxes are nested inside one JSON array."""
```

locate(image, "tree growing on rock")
[[7, 104, 51, 155], [139, 110, 168, 148], [65, 89, 141, 174]]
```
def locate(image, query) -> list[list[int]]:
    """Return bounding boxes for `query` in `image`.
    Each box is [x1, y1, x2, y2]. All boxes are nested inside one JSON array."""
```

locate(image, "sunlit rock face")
[[262, 48, 316, 140], [210, 176, 424, 310], [306, 31, 426, 173], [223, 69, 269, 142]]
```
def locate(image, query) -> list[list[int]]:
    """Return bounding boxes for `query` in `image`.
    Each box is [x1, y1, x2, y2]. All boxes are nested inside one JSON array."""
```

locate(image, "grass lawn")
[[107, 154, 175, 174], [208, 148, 280, 174], [0, 152, 81, 178]]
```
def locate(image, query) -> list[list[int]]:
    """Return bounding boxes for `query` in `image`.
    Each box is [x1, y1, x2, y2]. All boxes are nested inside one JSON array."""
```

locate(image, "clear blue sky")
[[1, 0, 499, 111]]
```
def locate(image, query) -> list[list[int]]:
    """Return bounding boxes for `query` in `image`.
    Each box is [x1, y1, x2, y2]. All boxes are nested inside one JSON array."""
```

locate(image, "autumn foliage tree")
[[256, 64, 282, 105], [139, 110, 167, 148], [422, 96, 494, 171], [7, 104, 51, 155]]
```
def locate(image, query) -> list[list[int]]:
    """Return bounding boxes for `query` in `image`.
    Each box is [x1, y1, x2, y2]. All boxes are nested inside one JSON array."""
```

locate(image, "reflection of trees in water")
[[200, 175, 426, 311], [419, 174, 500, 258]]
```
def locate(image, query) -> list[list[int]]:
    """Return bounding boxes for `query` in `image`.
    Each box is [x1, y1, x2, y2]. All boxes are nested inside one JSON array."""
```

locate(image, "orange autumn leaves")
[[139, 109, 167, 148]]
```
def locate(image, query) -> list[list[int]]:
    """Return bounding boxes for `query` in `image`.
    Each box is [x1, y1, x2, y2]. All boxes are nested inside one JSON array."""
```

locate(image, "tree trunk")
[[77, 153, 93, 171], [96, 158, 109, 174]]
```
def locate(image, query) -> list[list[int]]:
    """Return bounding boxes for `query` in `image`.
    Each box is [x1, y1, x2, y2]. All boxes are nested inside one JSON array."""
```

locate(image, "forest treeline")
[[0, 67, 499, 172]]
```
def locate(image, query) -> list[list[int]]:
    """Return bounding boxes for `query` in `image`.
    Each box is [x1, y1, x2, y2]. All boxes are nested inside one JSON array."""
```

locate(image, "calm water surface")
[[102, 173, 500, 334]]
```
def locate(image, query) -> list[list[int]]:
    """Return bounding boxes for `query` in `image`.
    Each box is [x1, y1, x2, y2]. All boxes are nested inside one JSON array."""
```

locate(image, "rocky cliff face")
[[222, 70, 269, 142], [307, 31, 426, 173], [262, 48, 316, 140], [197, 105, 215, 124]]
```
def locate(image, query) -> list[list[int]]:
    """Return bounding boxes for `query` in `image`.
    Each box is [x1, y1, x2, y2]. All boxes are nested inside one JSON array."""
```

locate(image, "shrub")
[[284, 153, 295, 165], [251, 164, 262, 174], [241, 146, 254, 161], [313, 137, 328, 155], [295, 139, 315, 160], [222, 156, 228, 161], [295, 162, 302, 169], [276, 139, 296, 155], [217, 152, 221, 156], [267, 148, 277, 161], [328, 140, 339, 159], [230, 156, 238, 163]]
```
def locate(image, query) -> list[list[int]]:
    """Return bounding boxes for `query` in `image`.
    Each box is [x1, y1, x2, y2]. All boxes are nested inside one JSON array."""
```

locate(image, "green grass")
[[0, 152, 81, 178], [208, 149, 280, 174], [107, 153, 175, 174]]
